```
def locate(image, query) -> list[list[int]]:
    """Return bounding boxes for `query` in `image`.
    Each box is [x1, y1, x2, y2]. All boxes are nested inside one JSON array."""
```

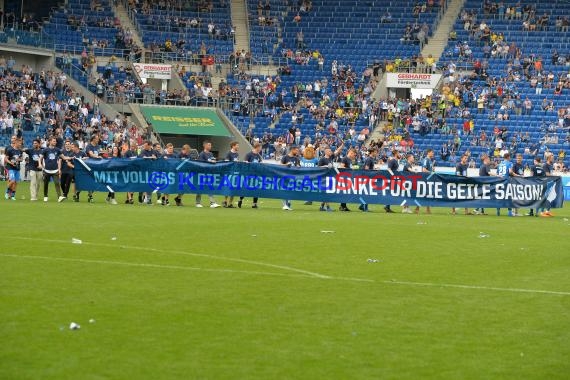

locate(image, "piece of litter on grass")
[[111, 237, 117, 241], [367, 258, 379, 263], [69, 322, 80, 330], [320, 230, 335, 234], [89, 319, 96, 324], [71, 238, 82, 244], [478, 232, 490, 238]]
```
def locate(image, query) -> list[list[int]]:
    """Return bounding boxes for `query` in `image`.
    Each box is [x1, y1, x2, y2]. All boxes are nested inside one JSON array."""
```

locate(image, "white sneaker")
[[210, 202, 221, 208], [110, 199, 118, 205], [43, 197, 48, 202], [196, 204, 204, 208], [58, 196, 66, 203], [282, 205, 292, 211]]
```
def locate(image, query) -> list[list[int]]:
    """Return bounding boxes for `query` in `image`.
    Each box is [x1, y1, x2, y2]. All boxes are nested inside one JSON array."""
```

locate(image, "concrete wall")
[[0, 45, 54, 71]]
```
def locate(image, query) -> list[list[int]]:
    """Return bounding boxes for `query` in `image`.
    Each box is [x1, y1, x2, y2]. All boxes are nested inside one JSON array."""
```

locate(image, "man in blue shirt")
[[418, 148, 435, 214], [280, 145, 300, 211], [160, 143, 178, 206], [496, 152, 514, 216], [510, 153, 525, 216], [474, 154, 493, 215], [69, 142, 86, 202], [25, 138, 43, 201], [452, 154, 472, 215], [4, 136, 23, 200], [316, 143, 343, 212], [359, 148, 378, 212], [39, 136, 63, 202], [527, 156, 545, 217], [223, 141, 240, 208], [196, 141, 221, 208], [139, 141, 157, 205], [83, 134, 102, 203], [239, 142, 263, 209], [384, 149, 400, 213], [59, 140, 75, 202], [338, 148, 356, 212], [539, 153, 555, 217]]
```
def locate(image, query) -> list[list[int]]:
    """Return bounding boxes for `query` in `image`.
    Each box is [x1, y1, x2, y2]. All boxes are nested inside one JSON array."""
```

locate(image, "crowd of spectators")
[[0, 57, 148, 154]]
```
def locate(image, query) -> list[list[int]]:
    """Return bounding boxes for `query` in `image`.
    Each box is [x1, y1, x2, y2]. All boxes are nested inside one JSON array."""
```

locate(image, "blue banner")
[[74, 158, 564, 209]]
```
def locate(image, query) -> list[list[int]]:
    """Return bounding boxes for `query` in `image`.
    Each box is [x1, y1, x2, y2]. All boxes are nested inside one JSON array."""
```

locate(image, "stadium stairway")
[[421, 0, 466, 61], [231, 0, 251, 53], [112, 0, 145, 54]]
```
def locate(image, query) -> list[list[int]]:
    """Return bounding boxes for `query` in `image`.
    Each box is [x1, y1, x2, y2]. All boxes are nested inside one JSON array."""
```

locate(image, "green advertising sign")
[[139, 106, 231, 136]]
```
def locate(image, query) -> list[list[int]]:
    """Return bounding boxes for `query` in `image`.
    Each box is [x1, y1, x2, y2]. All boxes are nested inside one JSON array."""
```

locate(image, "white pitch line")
[[0, 254, 373, 283], [0, 254, 318, 279], [383, 280, 570, 296], [12, 236, 331, 279]]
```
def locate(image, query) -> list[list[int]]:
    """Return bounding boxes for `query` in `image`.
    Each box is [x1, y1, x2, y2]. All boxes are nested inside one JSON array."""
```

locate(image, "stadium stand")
[[41, 0, 141, 58], [126, 0, 235, 62], [418, 0, 570, 169], [1, 0, 568, 171]]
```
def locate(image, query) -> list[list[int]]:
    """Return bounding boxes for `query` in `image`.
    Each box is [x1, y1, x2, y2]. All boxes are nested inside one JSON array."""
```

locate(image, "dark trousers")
[[60, 172, 73, 197]]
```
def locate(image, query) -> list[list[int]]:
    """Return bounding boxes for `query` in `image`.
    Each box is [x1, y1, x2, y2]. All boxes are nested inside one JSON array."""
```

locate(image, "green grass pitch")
[[1, 192, 569, 379]]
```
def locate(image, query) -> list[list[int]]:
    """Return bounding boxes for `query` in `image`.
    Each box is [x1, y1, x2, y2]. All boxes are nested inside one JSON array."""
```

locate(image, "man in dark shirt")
[[317, 144, 343, 212], [173, 144, 197, 207], [160, 143, 178, 206], [120, 143, 137, 204], [196, 141, 221, 208], [280, 145, 300, 211], [359, 148, 377, 212], [452, 154, 471, 215], [83, 134, 102, 202], [401, 154, 416, 213], [223, 141, 240, 208], [59, 140, 75, 202], [69, 142, 86, 202], [339, 148, 356, 212], [4, 136, 23, 200], [418, 148, 436, 214], [39, 136, 63, 202], [384, 149, 400, 213], [25, 138, 43, 201], [474, 154, 492, 215], [527, 156, 545, 216], [139, 141, 157, 205], [539, 153, 555, 217], [239, 142, 263, 209], [510, 153, 525, 216]]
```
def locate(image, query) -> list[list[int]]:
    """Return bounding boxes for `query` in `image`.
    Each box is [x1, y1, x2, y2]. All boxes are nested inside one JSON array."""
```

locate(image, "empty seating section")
[[130, 0, 234, 58], [246, 0, 286, 61], [273, 0, 441, 73], [43, 0, 123, 55]]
